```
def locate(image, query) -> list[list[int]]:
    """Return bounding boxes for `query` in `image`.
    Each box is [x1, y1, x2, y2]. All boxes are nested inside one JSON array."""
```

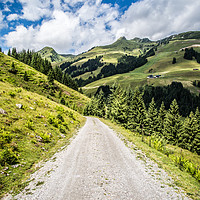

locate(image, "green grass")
[[100, 118, 200, 200], [0, 81, 86, 198], [0, 52, 90, 197], [38, 47, 70, 66], [83, 39, 200, 96], [0, 52, 89, 113]]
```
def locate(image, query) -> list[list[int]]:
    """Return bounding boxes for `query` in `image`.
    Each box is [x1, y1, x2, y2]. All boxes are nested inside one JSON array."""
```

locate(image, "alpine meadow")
[[1, 0, 200, 199]]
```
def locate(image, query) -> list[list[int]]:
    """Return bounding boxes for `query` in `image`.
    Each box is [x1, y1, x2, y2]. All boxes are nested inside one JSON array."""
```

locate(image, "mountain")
[[38, 47, 74, 66], [82, 31, 200, 96], [36, 31, 200, 96]]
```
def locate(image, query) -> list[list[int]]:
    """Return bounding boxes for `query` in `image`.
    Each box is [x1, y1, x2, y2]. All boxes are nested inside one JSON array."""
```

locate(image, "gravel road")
[[10, 117, 189, 200]]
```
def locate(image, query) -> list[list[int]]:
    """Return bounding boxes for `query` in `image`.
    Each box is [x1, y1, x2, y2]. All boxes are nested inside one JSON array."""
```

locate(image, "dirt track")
[[11, 117, 189, 200]]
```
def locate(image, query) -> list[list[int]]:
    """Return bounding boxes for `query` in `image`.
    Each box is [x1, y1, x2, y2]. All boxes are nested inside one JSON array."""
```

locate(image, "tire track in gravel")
[[11, 117, 190, 200]]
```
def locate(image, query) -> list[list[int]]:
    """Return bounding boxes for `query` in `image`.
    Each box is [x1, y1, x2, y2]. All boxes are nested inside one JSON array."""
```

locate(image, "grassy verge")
[[0, 81, 86, 198], [100, 118, 200, 200]]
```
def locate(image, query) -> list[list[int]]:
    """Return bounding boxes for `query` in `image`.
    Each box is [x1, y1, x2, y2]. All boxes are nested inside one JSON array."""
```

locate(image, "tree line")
[[8, 48, 78, 90], [84, 83, 200, 154], [76, 55, 147, 86], [184, 47, 200, 63]]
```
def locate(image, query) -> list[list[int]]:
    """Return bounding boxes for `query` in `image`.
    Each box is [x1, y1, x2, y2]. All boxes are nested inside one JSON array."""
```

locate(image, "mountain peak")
[[118, 36, 127, 41]]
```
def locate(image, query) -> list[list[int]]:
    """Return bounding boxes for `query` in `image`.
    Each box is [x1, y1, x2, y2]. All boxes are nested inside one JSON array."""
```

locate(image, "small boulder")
[[16, 104, 23, 109], [0, 108, 7, 115]]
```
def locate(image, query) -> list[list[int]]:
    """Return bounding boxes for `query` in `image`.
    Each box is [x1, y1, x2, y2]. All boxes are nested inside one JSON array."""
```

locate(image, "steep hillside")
[[0, 52, 89, 113], [0, 52, 89, 197]]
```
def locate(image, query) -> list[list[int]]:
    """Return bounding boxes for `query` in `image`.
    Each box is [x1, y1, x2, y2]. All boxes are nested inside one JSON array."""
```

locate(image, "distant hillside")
[[38, 47, 73, 66], [37, 31, 200, 96], [82, 31, 200, 96]]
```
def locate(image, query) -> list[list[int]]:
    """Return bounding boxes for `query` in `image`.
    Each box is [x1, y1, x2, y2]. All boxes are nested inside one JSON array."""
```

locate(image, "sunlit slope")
[[0, 52, 89, 113], [83, 39, 200, 96]]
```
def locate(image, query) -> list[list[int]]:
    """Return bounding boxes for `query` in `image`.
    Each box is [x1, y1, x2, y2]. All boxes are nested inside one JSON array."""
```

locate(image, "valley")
[[1, 31, 200, 200]]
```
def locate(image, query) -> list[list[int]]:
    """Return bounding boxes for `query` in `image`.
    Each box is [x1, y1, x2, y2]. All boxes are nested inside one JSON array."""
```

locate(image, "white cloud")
[[7, 13, 19, 21], [3, 0, 200, 54], [18, 0, 52, 21], [112, 0, 200, 40], [5, 25, 38, 50], [4, 0, 119, 54], [0, 11, 6, 30]]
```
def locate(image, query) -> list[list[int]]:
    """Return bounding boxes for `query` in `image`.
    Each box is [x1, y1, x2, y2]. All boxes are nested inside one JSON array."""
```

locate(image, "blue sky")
[[0, 0, 200, 54]]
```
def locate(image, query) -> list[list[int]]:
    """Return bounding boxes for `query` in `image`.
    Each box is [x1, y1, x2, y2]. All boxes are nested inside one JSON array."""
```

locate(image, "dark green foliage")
[[7, 49, 11, 56], [184, 48, 195, 60], [180, 112, 199, 152], [164, 99, 183, 145], [23, 71, 29, 81], [146, 98, 159, 135], [9, 48, 78, 90], [64, 56, 103, 78], [77, 55, 147, 86], [143, 82, 200, 117], [60, 97, 65, 105], [47, 70, 54, 85], [8, 62, 18, 74], [183, 47, 200, 64], [84, 83, 200, 155], [172, 57, 176, 64], [100, 63, 117, 77], [157, 102, 166, 135], [145, 48, 155, 57], [193, 80, 200, 88]]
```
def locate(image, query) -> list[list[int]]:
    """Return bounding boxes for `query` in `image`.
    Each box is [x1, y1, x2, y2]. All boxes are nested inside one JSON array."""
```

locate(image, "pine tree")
[[146, 98, 159, 135], [8, 49, 11, 56], [23, 71, 29, 81], [127, 87, 147, 133], [163, 99, 183, 144], [47, 70, 54, 85], [192, 130, 200, 154], [180, 112, 199, 151], [195, 107, 200, 124], [157, 102, 166, 136], [172, 57, 176, 64]]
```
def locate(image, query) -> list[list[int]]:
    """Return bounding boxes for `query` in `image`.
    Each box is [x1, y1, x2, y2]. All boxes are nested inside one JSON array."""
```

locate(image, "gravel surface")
[[8, 117, 190, 200]]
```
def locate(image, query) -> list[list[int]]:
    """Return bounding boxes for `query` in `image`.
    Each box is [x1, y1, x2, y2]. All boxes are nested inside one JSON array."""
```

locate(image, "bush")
[[26, 120, 34, 130], [60, 97, 65, 105], [8, 91, 16, 98], [57, 113, 64, 122], [39, 133, 51, 143], [0, 148, 18, 166], [59, 125, 66, 134], [0, 131, 12, 148]]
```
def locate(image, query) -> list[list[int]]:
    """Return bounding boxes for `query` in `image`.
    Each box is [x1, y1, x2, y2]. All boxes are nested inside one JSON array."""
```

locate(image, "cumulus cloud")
[[4, 0, 119, 54], [5, 25, 38, 50], [112, 0, 200, 40], [0, 11, 6, 30], [3, 0, 200, 54], [7, 13, 19, 21], [18, 0, 52, 21]]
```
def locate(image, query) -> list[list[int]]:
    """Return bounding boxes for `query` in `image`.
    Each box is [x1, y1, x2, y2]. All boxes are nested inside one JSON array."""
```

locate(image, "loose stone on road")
[[12, 117, 189, 200]]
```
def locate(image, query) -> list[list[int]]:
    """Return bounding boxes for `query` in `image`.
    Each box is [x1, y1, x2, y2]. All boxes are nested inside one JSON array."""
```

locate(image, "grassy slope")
[[0, 52, 89, 197], [83, 39, 200, 96], [0, 52, 89, 113], [101, 118, 200, 200], [38, 47, 72, 67], [69, 37, 157, 80]]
